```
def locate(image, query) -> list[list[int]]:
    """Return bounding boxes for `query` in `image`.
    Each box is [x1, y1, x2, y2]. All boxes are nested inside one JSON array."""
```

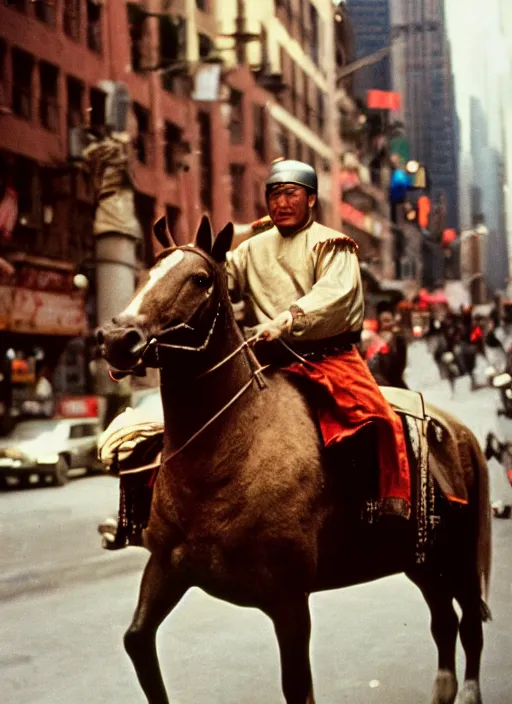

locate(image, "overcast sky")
[[445, 0, 507, 152]]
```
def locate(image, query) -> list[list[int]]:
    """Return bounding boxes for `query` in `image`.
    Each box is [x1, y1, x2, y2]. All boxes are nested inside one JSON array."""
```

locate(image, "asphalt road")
[[1, 342, 511, 703]]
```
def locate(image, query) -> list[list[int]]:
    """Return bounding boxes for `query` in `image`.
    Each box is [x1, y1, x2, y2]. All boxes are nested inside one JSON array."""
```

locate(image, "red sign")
[[367, 90, 402, 111], [57, 396, 99, 418]]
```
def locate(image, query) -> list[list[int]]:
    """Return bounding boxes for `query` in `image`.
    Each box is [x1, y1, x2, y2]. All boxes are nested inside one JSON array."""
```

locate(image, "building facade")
[[390, 0, 459, 230], [346, 0, 392, 98]]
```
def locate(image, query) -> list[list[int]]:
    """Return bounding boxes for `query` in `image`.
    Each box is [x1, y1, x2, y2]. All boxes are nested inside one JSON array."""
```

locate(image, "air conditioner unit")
[[68, 126, 88, 160], [98, 81, 131, 132]]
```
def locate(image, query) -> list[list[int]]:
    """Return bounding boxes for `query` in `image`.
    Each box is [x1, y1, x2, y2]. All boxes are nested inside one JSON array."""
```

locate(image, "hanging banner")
[[367, 90, 402, 111]]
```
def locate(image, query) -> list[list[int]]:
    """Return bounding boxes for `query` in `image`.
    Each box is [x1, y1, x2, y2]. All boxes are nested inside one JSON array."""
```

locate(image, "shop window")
[[229, 89, 243, 144], [39, 62, 59, 132], [87, 0, 103, 54], [89, 87, 106, 131], [198, 111, 213, 210], [67, 76, 84, 128], [230, 164, 245, 219], [163, 121, 184, 174], [12, 48, 33, 121], [63, 0, 80, 42], [133, 102, 152, 165], [34, 0, 56, 26], [253, 104, 266, 161]]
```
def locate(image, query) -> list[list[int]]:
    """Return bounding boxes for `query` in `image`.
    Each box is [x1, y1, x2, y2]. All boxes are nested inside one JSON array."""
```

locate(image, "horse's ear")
[[194, 214, 213, 254], [153, 216, 176, 249], [212, 222, 234, 263]]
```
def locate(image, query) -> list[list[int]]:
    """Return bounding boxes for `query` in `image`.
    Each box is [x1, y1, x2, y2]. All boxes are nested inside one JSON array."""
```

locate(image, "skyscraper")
[[390, 0, 459, 229], [347, 0, 392, 99]]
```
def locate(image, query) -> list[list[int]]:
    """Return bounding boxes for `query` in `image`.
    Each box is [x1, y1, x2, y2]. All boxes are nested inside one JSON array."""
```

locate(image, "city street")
[[1, 342, 511, 704]]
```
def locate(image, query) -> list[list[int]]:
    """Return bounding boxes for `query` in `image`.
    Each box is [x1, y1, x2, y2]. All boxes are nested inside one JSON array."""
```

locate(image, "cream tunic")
[[226, 220, 364, 341]]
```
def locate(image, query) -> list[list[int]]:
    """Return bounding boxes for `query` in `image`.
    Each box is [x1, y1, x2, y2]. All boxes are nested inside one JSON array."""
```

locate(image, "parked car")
[[0, 417, 103, 488]]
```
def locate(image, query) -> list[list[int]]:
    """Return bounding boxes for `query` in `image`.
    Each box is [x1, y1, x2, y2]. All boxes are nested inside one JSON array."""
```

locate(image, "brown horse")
[[97, 216, 491, 704]]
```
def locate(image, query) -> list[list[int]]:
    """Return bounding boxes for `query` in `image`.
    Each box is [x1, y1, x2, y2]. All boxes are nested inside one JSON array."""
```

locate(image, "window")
[[253, 104, 266, 161], [10, 0, 28, 13], [12, 48, 33, 120], [163, 121, 184, 174], [133, 103, 152, 165], [159, 15, 186, 69], [67, 76, 84, 127], [0, 40, 6, 108], [63, 0, 80, 41], [87, 0, 103, 54], [34, 0, 56, 26], [309, 3, 320, 66], [303, 74, 311, 126], [290, 61, 297, 114], [89, 87, 106, 130], [198, 33, 213, 59], [230, 164, 245, 219], [316, 87, 325, 136], [198, 111, 212, 210], [39, 62, 59, 132], [229, 89, 243, 144]]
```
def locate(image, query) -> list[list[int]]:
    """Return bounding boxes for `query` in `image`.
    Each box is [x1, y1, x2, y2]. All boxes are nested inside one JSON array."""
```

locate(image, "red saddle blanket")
[[286, 347, 411, 519]]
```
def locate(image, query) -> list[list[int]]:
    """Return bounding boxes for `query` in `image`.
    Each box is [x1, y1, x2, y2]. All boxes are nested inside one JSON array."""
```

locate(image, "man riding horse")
[[226, 159, 410, 518]]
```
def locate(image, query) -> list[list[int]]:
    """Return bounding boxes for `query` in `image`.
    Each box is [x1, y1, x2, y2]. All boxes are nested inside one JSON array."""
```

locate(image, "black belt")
[[290, 330, 361, 358], [254, 330, 361, 367]]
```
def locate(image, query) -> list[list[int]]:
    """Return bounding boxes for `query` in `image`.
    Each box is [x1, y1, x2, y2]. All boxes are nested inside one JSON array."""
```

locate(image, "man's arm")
[[288, 241, 364, 340]]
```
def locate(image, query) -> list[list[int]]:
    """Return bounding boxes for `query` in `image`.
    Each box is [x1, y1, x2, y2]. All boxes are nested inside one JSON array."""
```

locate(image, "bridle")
[[107, 246, 268, 459]]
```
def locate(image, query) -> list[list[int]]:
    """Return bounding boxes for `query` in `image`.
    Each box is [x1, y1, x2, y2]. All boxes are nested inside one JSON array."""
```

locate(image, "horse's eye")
[[191, 273, 212, 288]]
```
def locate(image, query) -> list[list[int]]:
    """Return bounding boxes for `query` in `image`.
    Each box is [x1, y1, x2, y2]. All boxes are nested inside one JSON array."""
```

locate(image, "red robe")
[[286, 348, 411, 518]]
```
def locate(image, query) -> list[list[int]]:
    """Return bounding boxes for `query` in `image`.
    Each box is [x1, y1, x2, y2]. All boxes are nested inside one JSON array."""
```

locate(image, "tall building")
[[346, 0, 392, 98], [390, 0, 459, 230], [469, 97, 508, 293], [498, 0, 512, 292]]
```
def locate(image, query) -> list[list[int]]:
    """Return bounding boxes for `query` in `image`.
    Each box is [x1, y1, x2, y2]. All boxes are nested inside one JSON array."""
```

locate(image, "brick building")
[[0, 0, 346, 425]]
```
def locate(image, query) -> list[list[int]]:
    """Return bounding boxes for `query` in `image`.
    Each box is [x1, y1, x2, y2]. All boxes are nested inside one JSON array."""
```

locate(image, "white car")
[[0, 418, 103, 488]]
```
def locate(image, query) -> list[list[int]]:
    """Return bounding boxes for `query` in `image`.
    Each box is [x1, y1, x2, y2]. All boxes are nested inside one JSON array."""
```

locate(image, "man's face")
[[378, 312, 394, 332], [267, 184, 316, 231]]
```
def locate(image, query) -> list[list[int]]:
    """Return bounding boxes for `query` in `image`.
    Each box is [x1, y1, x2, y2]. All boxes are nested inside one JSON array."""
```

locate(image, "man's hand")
[[249, 311, 293, 343]]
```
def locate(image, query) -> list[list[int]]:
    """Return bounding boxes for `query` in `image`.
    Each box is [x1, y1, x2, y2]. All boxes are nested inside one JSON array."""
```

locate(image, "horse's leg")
[[268, 593, 315, 704], [453, 572, 484, 704], [409, 572, 459, 704], [124, 554, 187, 704]]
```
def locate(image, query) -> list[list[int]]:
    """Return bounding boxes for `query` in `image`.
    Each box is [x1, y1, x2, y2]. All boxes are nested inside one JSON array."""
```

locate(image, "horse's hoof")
[[455, 680, 482, 704], [431, 670, 458, 704]]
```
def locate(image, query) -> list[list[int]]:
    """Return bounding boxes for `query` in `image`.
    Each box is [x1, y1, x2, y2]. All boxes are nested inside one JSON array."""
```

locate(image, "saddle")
[[97, 385, 469, 553]]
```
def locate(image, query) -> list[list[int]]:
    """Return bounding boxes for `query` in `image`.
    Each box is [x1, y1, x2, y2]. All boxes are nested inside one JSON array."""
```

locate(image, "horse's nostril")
[[125, 328, 144, 353], [96, 329, 105, 345]]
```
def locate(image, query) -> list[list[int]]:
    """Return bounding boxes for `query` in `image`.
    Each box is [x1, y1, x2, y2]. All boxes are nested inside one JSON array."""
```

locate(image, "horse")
[[97, 216, 491, 704]]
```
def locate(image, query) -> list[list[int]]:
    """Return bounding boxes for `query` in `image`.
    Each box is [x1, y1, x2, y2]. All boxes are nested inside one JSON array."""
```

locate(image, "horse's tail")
[[469, 437, 492, 621]]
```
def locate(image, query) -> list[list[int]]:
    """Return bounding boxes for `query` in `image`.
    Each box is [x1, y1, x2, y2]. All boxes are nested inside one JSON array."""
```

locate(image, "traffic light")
[[417, 195, 431, 229]]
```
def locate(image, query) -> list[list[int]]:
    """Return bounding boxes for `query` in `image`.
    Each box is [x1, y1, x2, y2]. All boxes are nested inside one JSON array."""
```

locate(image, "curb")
[[0, 547, 147, 602]]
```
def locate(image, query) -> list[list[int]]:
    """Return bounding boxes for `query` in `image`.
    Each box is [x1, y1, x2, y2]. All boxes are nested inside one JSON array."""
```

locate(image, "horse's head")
[[97, 215, 234, 376]]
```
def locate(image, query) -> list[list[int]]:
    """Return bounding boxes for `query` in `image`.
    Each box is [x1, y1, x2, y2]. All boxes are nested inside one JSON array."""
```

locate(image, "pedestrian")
[[364, 301, 408, 388]]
